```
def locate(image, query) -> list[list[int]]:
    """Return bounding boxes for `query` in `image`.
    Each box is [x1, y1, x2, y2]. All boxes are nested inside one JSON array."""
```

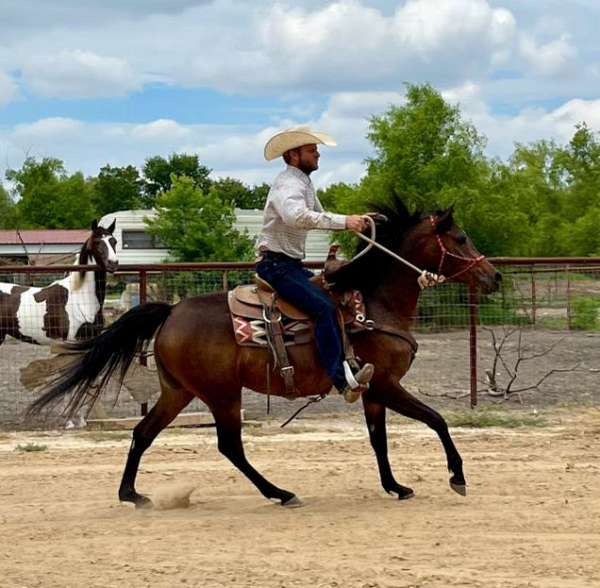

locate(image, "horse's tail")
[[28, 302, 173, 418]]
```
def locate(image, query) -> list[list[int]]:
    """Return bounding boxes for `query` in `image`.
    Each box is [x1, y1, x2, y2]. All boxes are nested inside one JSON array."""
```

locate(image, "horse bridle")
[[352, 215, 486, 285], [429, 215, 486, 281]]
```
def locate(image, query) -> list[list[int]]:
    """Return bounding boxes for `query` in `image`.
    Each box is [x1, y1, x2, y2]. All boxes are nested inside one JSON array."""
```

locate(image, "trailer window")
[[122, 231, 164, 249]]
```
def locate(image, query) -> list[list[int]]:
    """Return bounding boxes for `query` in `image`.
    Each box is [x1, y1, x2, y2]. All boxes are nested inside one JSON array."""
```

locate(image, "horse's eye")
[[456, 234, 467, 245], [110, 238, 117, 248]]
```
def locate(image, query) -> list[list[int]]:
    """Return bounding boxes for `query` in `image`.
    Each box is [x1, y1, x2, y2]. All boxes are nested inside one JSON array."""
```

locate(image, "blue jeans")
[[256, 252, 346, 390]]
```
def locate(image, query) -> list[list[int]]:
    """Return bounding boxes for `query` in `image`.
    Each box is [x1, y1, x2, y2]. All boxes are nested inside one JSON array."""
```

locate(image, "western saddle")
[[227, 252, 370, 397]]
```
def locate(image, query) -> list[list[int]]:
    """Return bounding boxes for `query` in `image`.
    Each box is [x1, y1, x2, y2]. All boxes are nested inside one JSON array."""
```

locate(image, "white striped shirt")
[[257, 166, 347, 259]]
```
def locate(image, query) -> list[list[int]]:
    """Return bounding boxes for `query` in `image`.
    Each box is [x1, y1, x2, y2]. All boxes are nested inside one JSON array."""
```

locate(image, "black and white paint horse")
[[0, 220, 118, 346]]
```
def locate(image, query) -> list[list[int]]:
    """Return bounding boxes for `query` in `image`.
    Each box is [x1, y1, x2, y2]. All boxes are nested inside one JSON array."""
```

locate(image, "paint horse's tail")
[[28, 303, 173, 419]]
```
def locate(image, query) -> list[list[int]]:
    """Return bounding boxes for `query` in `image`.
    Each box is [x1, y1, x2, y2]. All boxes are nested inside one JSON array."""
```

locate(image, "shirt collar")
[[286, 165, 312, 186]]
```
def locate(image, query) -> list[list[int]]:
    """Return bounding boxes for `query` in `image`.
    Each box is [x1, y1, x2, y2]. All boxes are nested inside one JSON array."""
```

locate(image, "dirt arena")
[[1, 407, 598, 588]]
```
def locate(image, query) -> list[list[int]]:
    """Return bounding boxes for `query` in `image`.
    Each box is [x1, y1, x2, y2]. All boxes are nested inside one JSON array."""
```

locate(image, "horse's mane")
[[328, 195, 425, 292], [367, 195, 424, 249], [70, 241, 91, 291]]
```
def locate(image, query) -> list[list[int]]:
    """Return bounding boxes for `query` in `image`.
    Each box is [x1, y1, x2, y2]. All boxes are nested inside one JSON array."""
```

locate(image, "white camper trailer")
[[99, 209, 333, 264]]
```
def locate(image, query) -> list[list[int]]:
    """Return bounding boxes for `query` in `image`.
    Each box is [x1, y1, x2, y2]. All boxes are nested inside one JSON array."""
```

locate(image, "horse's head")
[[83, 219, 119, 273], [405, 207, 501, 294]]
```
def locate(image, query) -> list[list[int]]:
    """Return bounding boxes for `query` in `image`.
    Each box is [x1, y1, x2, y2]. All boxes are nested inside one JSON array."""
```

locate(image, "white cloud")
[[21, 49, 142, 99], [131, 119, 191, 141], [317, 160, 367, 188], [13, 117, 84, 139], [439, 84, 600, 158], [543, 98, 600, 136], [194, 133, 268, 167], [2, 0, 576, 98], [393, 0, 515, 54], [254, 0, 521, 90], [321, 91, 405, 119], [0, 111, 364, 188], [0, 71, 19, 107], [519, 33, 577, 77]]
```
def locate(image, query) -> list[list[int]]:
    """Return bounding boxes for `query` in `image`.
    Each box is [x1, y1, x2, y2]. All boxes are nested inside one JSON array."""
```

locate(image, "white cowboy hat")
[[264, 125, 337, 161]]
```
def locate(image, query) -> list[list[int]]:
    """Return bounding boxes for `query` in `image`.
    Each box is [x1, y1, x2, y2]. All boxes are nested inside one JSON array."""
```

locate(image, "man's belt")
[[260, 250, 301, 263]]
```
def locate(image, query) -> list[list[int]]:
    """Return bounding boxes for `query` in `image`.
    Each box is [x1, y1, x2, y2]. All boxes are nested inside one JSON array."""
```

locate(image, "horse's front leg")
[[363, 397, 414, 499], [367, 379, 466, 496]]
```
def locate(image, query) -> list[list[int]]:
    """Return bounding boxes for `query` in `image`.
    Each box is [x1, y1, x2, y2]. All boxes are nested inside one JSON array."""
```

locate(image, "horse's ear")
[[435, 206, 454, 234], [91, 219, 98, 231], [107, 218, 116, 234]]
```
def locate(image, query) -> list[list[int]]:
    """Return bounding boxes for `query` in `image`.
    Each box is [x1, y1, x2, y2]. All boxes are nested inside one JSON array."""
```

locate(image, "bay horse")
[[30, 199, 500, 508], [0, 219, 118, 345]]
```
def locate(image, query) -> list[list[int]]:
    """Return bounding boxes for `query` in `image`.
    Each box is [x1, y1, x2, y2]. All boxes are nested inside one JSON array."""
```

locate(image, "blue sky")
[[1, 0, 599, 189]]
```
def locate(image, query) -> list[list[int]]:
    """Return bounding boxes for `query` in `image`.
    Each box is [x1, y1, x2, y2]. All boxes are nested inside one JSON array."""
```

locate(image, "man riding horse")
[[256, 126, 376, 403]]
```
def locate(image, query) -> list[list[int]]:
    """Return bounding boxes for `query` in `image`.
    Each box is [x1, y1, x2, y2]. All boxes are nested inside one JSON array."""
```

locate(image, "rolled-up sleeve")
[[273, 181, 346, 230]]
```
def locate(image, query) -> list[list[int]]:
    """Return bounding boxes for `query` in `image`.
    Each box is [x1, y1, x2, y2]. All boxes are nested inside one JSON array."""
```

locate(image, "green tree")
[[145, 176, 254, 262], [142, 153, 212, 207], [211, 178, 269, 209], [318, 182, 358, 212], [563, 208, 600, 255], [554, 124, 600, 221], [325, 84, 516, 255], [6, 157, 95, 229], [0, 183, 18, 229], [92, 164, 144, 217], [460, 164, 534, 257], [318, 182, 362, 256], [487, 129, 600, 257], [363, 83, 488, 213], [248, 183, 270, 209]]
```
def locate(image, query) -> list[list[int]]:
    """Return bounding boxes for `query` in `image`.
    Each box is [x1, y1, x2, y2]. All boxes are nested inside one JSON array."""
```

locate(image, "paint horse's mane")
[[71, 240, 93, 291]]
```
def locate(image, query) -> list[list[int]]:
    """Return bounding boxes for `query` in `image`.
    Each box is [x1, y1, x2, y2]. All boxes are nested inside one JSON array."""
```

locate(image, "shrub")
[[571, 296, 600, 330]]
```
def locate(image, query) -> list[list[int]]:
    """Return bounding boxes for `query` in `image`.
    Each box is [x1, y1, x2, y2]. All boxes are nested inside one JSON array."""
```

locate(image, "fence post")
[[222, 270, 229, 291], [468, 283, 479, 409], [566, 265, 572, 330], [531, 268, 536, 326], [139, 270, 148, 416]]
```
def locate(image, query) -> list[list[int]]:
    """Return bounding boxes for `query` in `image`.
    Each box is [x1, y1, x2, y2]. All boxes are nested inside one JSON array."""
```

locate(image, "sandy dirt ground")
[[1, 408, 599, 588]]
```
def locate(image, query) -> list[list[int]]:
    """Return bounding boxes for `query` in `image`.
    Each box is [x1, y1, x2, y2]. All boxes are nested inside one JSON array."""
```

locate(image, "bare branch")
[[510, 363, 582, 393], [480, 328, 591, 402], [519, 336, 565, 361], [16, 229, 31, 264], [418, 389, 471, 400]]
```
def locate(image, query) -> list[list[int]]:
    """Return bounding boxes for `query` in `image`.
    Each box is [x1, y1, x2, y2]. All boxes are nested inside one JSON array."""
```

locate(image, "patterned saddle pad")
[[227, 285, 366, 347]]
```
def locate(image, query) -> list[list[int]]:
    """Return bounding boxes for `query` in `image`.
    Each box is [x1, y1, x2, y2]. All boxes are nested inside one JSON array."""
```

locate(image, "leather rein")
[[353, 215, 487, 284]]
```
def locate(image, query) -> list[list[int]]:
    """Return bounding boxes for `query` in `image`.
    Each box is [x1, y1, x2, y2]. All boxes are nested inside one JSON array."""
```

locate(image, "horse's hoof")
[[398, 489, 415, 500], [281, 495, 303, 508], [387, 486, 414, 500], [450, 481, 467, 496], [384, 483, 414, 500]]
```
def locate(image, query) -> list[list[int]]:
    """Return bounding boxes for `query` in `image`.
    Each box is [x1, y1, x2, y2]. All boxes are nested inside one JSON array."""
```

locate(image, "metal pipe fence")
[[1, 258, 599, 426]]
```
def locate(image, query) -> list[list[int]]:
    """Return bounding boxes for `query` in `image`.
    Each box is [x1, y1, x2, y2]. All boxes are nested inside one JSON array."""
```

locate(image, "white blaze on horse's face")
[[102, 235, 118, 263]]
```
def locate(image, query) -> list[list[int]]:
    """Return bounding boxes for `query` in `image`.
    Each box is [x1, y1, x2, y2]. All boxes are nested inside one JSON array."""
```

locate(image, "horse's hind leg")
[[370, 380, 466, 496], [211, 396, 301, 507], [363, 397, 414, 499], [118, 378, 193, 508]]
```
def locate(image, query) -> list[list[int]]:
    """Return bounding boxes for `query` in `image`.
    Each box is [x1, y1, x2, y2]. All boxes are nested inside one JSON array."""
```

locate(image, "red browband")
[[429, 216, 485, 281]]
